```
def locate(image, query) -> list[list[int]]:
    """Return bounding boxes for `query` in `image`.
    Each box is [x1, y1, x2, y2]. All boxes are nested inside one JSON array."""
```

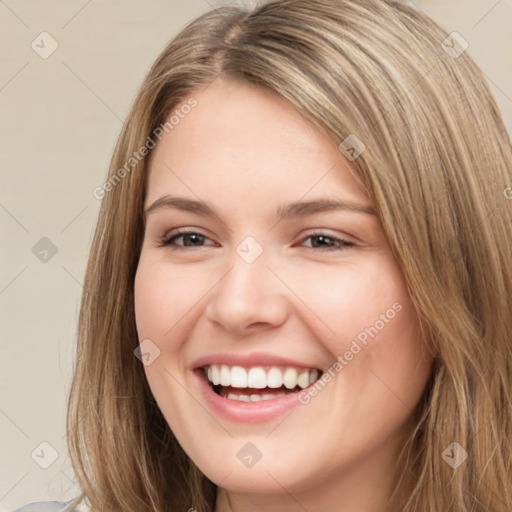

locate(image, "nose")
[[205, 247, 289, 336]]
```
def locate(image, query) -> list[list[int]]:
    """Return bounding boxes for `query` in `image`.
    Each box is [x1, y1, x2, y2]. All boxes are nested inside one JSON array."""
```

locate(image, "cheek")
[[133, 260, 199, 433], [134, 257, 208, 340], [288, 257, 413, 345], [290, 256, 430, 397]]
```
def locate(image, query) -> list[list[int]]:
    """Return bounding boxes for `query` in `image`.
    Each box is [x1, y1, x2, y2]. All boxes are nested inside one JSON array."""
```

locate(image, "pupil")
[[185, 234, 202, 246], [315, 235, 330, 247]]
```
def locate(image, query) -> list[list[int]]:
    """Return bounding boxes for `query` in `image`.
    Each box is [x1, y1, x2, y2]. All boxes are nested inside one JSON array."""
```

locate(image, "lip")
[[194, 368, 310, 423], [191, 351, 318, 370]]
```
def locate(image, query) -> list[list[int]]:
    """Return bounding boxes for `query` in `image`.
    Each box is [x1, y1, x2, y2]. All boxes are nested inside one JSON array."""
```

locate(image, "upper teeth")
[[205, 365, 320, 389]]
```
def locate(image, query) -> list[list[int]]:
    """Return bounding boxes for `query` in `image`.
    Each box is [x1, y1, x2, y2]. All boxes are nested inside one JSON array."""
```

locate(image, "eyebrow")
[[277, 198, 376, 217], [144, 195, 377, 219]]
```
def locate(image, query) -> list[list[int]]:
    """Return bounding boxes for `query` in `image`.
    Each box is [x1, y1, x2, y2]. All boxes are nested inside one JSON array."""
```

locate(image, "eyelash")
[[158, 230, 355, 251]]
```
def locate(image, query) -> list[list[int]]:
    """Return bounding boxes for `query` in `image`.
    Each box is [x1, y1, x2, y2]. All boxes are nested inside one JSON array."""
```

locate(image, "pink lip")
[[191, 351, 317, 370], [193, 369, 307, 423]]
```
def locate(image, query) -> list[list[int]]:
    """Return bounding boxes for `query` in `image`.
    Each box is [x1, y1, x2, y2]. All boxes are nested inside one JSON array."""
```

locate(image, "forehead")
[[146, 79, 368, 206]]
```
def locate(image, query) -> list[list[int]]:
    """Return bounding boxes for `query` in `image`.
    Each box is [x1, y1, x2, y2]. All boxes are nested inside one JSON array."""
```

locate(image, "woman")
[[17, 0, 512, 510]]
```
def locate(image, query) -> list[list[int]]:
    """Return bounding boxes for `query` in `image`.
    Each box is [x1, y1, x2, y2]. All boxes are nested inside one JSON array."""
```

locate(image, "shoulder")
[[12, 502, 77, 512]]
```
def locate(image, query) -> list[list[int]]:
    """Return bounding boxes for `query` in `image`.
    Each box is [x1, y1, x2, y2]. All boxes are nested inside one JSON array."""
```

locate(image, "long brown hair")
[[67, 1, 512, 510]]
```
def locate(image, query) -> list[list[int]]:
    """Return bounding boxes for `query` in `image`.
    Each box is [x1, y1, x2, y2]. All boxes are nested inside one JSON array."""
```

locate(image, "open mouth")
[[201, 364, 323, 402]]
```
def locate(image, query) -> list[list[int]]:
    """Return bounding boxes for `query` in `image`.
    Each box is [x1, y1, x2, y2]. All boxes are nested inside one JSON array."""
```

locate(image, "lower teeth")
[[214, 385, 298, 402]]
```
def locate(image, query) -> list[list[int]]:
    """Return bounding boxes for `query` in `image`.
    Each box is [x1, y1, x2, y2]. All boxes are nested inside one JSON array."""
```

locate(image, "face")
[[134, 79, 433, 509]]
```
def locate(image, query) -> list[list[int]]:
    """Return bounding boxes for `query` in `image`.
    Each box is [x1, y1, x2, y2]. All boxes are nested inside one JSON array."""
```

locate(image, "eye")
[[299, 232, 355, 251], [158, 230, 355, 251], [159, 230, 216, 248]]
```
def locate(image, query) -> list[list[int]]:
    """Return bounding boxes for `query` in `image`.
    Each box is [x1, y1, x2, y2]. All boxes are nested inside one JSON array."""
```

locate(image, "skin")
[[134, 78, 433, 512]]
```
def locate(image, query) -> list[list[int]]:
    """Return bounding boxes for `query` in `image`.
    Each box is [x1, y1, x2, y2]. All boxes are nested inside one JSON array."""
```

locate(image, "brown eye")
[[160, 231, 215, 248], [301, 233, 355, 250]]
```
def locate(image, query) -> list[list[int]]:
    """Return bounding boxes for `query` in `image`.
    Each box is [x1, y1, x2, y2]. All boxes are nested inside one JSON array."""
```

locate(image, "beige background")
[[1, 0, 510, 509]]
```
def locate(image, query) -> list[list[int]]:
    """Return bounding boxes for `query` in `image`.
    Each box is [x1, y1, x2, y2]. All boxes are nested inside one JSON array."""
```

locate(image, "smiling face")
[[134, 79, 433, 511]]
